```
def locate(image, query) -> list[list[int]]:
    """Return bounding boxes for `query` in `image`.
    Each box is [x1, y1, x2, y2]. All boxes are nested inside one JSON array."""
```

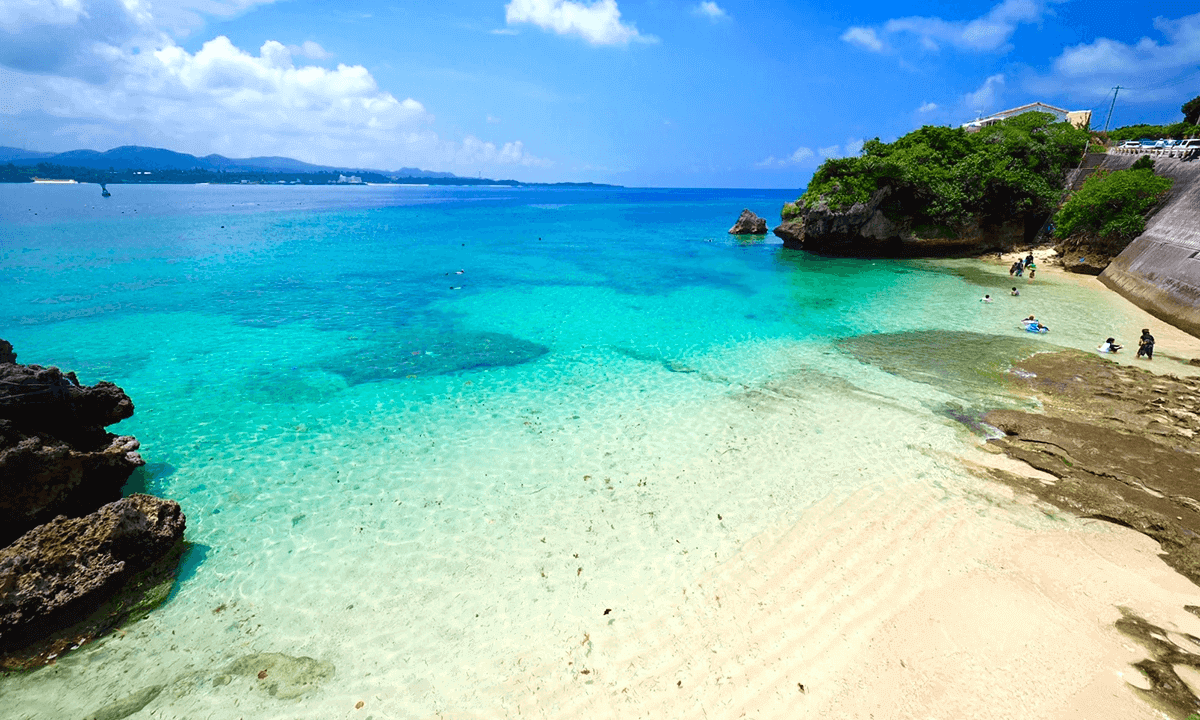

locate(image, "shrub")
[[1053, 168, 1173, 241], [1130, 155, 1155, 171]]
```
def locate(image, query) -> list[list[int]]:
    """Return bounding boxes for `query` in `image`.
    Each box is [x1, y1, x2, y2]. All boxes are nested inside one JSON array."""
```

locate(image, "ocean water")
[[0, 183, 1180, 718]]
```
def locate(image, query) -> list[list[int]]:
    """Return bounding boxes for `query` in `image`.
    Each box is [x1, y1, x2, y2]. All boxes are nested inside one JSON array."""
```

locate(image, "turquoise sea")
[[0, 183, 1186, 718]]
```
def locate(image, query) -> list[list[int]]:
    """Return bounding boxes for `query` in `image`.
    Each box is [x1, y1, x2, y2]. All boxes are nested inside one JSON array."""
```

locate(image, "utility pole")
[[1103, 86, 1122, 134]]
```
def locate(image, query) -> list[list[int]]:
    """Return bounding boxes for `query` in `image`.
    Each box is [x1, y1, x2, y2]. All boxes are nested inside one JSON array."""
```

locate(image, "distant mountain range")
[[0, 145, 458, 179]]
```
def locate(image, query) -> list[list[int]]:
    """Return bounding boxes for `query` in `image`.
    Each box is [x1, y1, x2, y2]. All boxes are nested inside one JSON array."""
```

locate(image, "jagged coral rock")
[[728, 209, 768, 235], [0, 494, 185, 652], [0, 350, 144, 546]]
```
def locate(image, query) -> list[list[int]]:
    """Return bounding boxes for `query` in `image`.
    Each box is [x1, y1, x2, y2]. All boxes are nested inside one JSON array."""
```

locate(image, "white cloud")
[[693, 2, 728, 21], [490, 27, 519, 35], [287, 40, 332, 60], [755, 146, 815, 168], [0, 0, 88, 31], [817, 139, 864, 159], [843, 0, 1060, 55], [964, 73, 1005, 113], [918, 101, 939, 113], [1027, 12, 1200, 103], [841, 27, 884, 53], [0, 1, 552, 175], [505, 0, 654, 46], [457, 136, 552, 167]]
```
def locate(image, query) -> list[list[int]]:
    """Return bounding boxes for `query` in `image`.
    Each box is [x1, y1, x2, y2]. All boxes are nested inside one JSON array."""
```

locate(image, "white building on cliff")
[[962, 102, 1092, 132]]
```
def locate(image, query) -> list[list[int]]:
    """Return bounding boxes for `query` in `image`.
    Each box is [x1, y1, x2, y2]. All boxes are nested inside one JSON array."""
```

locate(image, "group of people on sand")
[[1097, 329, 1156, 360], [1008, 253, 1037, 279]]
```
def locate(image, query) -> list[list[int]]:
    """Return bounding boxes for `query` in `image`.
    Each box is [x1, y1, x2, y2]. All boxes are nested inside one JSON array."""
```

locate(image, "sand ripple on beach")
[[474, 477, 1200, 720]]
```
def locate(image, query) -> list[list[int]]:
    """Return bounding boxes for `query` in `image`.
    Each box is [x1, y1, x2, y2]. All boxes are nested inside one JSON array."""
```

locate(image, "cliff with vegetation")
[[1088, 154, 1200, 338], [775, 112, 1088, 257]]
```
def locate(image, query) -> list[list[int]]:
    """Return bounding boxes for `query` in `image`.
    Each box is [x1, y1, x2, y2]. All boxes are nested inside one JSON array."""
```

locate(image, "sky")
[[1, 0, 1199, 187]]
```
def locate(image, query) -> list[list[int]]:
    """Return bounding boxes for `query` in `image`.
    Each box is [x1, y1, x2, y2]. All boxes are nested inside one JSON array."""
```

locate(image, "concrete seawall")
[[1093, 153, 1200, 339]]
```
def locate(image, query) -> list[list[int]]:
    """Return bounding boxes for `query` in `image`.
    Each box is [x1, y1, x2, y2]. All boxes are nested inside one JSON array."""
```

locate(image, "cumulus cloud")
[[816, 139, 864, 159], [841, 27, 884, 53], [505, 0, 654, 46], [457, 136, 551, 167], [755, 146, 816, 168], [842, 0, 1060, 55], [287, 40, 332, 60], [693, 2, 728, 21], [964, 73, 1005, 114], [918, 101, 939, 113], [0, 0, 551, 174], [1027, 12, 1200, 103]]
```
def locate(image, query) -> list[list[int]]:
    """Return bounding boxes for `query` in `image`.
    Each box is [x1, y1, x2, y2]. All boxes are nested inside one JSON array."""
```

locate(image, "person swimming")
[[981, 294, 993, 302], [1098, 337, 1122, 353]]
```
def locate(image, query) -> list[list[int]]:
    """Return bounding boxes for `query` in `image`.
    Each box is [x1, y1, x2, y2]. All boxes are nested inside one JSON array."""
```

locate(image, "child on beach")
[[1026, 261, 1037, 279], [981, 294, 993, 302], [1011, 287, 1019, 296], [1098, 338, 1122, 353]]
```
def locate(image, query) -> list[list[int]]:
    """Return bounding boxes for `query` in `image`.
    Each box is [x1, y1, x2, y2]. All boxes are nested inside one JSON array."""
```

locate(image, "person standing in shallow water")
[[1137, 328, 1155, 360]]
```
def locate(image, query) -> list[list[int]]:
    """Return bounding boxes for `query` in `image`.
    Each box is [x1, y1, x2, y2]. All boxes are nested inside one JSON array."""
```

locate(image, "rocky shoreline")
[[0, 340, 186, 669], [980, 350, 1200, 583]]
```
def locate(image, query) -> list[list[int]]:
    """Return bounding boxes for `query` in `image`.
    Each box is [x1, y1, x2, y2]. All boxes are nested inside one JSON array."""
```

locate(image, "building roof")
[[983, 102, 1071, 120]]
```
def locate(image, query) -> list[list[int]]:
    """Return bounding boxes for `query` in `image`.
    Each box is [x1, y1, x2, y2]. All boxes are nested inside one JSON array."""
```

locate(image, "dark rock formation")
[[774, 187, 1033, 257], [0, 340, 15, 364], [0, 355, 144, 546], [728, 209, 768, 235], [979, 351, 1200, 584], [0, 494, 185, 653]]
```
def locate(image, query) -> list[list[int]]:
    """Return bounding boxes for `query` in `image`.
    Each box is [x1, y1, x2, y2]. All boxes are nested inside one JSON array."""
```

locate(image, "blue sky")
[[1, 0, 1198, 186]]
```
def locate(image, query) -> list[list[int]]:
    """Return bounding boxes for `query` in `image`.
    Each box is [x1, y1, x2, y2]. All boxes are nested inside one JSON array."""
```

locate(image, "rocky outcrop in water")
[[0, 494, 185, 653], [0, 358, 144, 547], [0, 340, 184, 666], [729, 209, 768, 235], [774, 187, 1034, 257]]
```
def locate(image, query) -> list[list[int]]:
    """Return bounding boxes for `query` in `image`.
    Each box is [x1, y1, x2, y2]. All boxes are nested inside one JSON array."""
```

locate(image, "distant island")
[[0, 145, 617, 188]]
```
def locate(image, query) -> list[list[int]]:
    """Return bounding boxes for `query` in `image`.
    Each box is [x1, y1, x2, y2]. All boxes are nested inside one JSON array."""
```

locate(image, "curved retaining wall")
[[1096, 154, 1200, 339]]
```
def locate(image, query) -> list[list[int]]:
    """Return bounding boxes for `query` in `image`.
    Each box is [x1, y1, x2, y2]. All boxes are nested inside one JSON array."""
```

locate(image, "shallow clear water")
[[0, 183, 1177, 718]]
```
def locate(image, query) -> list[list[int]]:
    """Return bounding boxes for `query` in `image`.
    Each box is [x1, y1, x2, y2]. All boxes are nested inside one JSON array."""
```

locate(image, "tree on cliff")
[[798, 112, 1088, 229], [1184, 95, 1200, 125], [1053, 167, 1172, 241]]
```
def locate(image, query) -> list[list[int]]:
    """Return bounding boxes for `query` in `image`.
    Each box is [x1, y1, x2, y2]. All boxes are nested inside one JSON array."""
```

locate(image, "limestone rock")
[[0, 421, 144, 546], [728, 209, 768, 235], [0, 345, 144, 546], [0, 361, 134, 435], [0, 494, 185, 652], [775, 187, 1030, 257]]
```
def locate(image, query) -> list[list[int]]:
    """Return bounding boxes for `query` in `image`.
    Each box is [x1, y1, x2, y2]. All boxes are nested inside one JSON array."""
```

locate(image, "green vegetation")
[[799, 112, 1088, 227], [1183, 94, 1200, 125], [1104, 122, 1200, 142], [1053, 166, 1173, 241]]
